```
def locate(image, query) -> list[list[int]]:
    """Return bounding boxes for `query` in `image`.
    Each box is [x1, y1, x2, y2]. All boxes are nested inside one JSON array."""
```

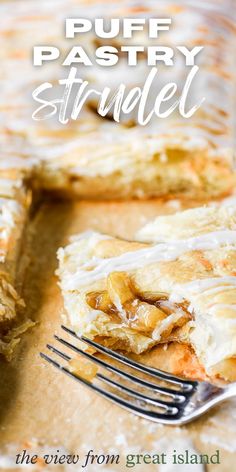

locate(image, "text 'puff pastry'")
[[57, 204, 236, 381]]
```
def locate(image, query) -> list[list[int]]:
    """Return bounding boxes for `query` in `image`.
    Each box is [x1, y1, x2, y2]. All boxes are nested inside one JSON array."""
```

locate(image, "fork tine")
[[61, 325, 196, 392], [97, 373, 178, 414], [47, 344, 71, 361], [45, 345, 178, 413], [54, 334, 187, 403], [40, 352, 182, 424]]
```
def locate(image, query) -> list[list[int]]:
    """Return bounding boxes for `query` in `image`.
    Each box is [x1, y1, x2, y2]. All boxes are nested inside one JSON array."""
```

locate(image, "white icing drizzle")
[[61, 231, 236, 290], [176, 276, 236, 294], [208, 304, 236, 314]]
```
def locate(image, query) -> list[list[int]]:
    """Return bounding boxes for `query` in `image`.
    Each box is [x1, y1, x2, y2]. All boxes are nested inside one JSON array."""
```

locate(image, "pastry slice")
[[57, 204, 236, 381], [0, 172, 33, 359]]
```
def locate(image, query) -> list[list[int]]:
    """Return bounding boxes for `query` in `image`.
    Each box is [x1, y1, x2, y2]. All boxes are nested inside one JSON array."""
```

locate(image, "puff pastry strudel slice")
[[57, 204, 236, 381]]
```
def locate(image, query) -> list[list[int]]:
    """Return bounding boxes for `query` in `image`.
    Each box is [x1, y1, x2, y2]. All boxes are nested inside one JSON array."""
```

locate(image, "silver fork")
[[40, 325, 236, 425]]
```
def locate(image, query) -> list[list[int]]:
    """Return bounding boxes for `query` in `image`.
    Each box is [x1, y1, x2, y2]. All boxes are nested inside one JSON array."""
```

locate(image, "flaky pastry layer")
[[0, 172, 32, 359]]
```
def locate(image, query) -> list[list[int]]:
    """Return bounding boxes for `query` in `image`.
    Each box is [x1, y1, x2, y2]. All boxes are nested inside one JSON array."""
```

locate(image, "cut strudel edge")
[[0, 175, 34, 360]]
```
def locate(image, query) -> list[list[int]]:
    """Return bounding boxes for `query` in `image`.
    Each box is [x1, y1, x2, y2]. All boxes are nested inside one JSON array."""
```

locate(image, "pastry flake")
[[0, 173, 32, 359]]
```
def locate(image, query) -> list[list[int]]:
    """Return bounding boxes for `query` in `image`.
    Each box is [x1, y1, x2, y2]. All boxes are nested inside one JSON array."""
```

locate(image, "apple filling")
[[86, 272, 191, 342]]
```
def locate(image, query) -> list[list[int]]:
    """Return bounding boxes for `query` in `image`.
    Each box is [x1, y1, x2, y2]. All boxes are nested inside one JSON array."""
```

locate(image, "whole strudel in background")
[[0, 0, 235, 200]]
